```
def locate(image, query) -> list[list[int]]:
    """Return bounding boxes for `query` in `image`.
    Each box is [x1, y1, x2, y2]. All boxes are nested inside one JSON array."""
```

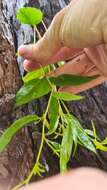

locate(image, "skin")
[[18, 0, 107, 189], [18, 0, 107, 93], [20, 168, 107, 190]]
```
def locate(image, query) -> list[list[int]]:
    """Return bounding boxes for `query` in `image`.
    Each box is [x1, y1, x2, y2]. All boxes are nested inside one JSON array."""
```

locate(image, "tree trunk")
[[1, 0, 107, 189], [0, 1, 34, 189]]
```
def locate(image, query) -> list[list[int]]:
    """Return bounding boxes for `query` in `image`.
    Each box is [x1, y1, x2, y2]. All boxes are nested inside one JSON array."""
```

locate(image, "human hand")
[[20, 168, 107, 190], [18, 0, 107, 94]]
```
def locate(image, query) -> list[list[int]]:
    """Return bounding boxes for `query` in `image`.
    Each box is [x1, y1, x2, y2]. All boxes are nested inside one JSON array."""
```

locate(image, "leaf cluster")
[[0, 7, 106, 190]]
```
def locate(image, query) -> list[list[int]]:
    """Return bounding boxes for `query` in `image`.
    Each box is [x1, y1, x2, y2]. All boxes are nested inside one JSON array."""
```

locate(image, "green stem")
[[24, 89, 54, 184], [11, 181, 25, 190], [33, 25, 36, 44], [35, 25, 42, 39], [34, 25, 41, 43], [60, 100, 70, 115], [54, 131, 63, 137], [44, 138, 60, 157], [42, 20, 47, 31]]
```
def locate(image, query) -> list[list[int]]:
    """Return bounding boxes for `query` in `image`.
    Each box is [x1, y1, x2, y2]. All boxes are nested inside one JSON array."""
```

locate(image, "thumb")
[[18, 7, 68, 64]]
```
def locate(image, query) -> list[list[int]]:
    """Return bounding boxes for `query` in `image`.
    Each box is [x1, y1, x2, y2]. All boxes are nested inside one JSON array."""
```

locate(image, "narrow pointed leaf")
[[102, 137, 107, 145], [23, 66, 49, 83], [53, 92, 84, 101], [49, 74, 98, 87], [17, 7, 43, 25], [72, 116, 97, 154], [0, 115, 38, 152], [64, 115, 78, 157], [16, 78, 51, 106], [85, 129, 101, 141], [94, 140, 107, 151], [72, 126, 78, 156], [49, 96, 59, 132], [49, 141, 61, 151], [64, 115, 97, 154], [60, 125, 73, 173], [77, 127, 97, 154]]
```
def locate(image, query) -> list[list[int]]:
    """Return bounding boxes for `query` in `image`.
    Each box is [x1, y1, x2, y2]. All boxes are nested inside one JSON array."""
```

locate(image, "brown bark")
[[0, 1, 33, 189], [1, 0, 107, 189]]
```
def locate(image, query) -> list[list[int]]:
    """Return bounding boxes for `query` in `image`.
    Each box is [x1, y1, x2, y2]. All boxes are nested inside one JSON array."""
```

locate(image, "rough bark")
[[0, 1, 34, 189], [1, 0, 107, 189]]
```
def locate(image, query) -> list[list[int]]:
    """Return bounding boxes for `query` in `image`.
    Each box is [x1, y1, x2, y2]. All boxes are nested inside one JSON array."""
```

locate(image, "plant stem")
[[34, 25, 42, 42], [35, 26, 42, 39], [11, 181, 25, 190], [44, 138, 60, 157], [24, 89, 54, 184], [33, 25, 36, 44], [42, 20, 47, 31], [60, 100, 70, 115]]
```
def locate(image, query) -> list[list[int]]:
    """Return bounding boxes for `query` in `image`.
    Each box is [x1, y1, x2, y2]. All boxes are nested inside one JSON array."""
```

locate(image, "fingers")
[[19, 6, 82, 71], [19, 0, 107, 71], [48, 51, 107, 94], [60, 76, 107, 94], [23, 59, 41, 71], [20, 168, 107, 190], [59, 0, 104, 48], [85, 44, 107, 77], [49, 47, 82, 64], [48, 52, 101, 77], [18, 7, 68, 64], [23, 47, 82, 71]]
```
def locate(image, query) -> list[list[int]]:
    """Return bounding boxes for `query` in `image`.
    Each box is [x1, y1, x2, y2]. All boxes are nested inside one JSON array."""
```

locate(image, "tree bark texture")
[[1, 0, 107, 189]]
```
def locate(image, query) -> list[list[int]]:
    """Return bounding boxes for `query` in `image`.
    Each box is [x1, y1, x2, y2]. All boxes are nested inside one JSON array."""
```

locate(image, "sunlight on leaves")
[[16, 78, 51, 106], [23, 66, 49, 83], [17, 7, 43, 26]]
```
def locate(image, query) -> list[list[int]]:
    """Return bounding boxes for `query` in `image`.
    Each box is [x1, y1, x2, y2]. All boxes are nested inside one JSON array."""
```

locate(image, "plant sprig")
[[0, 7, 106, 190]]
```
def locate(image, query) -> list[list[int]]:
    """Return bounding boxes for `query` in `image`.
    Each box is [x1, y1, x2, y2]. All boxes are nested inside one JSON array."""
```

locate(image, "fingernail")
[[18, 45, 29, 56]]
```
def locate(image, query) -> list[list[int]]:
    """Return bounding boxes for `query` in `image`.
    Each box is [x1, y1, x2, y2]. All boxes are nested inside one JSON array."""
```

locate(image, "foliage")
[[0, 6, 106, 190], [0, 115, 39, 152], [17, 7, 43, 26], [16, 77, 52, 106], [49, 74, 98, 87]]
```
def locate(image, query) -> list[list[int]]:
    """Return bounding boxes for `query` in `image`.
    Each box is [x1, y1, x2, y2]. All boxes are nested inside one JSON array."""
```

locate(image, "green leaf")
[[16, 79, 39, 106], [85, 129, 95, 137], [64, 115, 97, 154], [77, 127, 97, 154], [85, 129, 101, 141], [49, 141, 61, 151], [94, 140, 107, 151], [57, 61, 65, 67], [0, 115, 38, 152], [49, 74, 98, 87], [71, 126, 78, 156], [49, 96, 59, 132], [102, 137, 107, 145], [60, 125, 73, 173], [63, 115, 78, 157], [53, 92, 84, 101], [23, 66, 49, 83], [72, 116, 97, 154], [17, 7, 43, 26], [16, 78, 51, 106]]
